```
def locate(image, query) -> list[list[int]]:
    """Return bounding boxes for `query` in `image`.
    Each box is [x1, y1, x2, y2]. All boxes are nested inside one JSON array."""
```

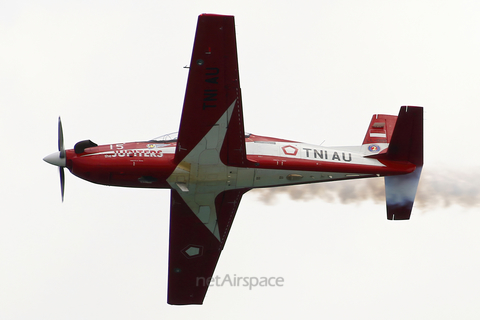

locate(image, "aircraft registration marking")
[[203, 67, 219, 110]]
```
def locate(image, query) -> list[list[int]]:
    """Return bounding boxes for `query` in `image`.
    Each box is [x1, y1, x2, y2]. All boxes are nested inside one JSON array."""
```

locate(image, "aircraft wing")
[[166, 14, 251, 305], [167, 188, 248, 305], [174, 14, 249, 167]]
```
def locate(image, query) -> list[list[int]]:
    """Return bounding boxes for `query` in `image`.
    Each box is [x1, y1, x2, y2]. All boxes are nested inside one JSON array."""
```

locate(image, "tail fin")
[[384, 106, 424, 220], [361, 114, 398, 157], [362, 114, 398, 145]]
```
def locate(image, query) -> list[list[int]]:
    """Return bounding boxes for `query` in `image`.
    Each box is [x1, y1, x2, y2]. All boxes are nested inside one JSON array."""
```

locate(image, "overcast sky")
[[1, 1, 480, 319]]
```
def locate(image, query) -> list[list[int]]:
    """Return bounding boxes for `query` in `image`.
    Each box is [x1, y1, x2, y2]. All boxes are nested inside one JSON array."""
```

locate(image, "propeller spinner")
[[43, 117, 66, 201]]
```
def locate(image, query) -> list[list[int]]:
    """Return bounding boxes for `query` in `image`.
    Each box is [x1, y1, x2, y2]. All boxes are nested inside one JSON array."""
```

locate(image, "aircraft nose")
[[43, 151, 66, 167]]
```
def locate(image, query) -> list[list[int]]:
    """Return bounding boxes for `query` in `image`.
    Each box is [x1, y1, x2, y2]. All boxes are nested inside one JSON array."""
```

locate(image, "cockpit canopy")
[[150, 132, 178, 142], [150, 132, 251, 143]]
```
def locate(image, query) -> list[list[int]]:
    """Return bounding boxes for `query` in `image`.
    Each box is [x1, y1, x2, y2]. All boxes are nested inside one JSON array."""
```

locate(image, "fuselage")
[[65, 133, 415, 190]]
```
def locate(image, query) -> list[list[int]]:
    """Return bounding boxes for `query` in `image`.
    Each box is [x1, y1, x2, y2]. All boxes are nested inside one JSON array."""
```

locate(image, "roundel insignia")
[[368, 144, 380, 153]]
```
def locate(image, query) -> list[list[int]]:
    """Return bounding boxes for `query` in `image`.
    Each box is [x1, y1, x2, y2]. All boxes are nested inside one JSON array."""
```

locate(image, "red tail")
[[385, 106, 424, 166]]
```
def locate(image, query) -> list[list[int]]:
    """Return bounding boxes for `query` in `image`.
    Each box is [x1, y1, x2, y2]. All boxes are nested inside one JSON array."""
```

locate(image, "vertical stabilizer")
[[362, 114, 397, 145], [384, 106, 423, 220]]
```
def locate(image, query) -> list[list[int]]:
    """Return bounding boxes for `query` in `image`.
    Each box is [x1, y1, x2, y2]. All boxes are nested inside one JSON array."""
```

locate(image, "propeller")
[[43, 117, 67, 202]]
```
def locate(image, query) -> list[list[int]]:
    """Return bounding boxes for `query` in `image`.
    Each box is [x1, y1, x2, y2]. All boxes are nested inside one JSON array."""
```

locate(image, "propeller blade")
[[59, 167, 65, 202], [58, 117, 65, 158]]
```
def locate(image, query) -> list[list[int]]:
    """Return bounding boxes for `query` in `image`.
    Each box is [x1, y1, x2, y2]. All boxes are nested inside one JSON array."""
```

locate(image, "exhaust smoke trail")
[[252, 169, 480, 210]]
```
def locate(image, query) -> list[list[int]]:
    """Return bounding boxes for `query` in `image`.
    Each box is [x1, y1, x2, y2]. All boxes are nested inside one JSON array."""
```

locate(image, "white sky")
[[1, 1, 480, 319]]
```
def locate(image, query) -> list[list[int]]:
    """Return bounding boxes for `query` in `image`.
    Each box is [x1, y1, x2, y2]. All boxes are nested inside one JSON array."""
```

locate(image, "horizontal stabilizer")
[[385, 106, 423, 166], [384, 106, 423, 220], [385, 166, 422, 220]]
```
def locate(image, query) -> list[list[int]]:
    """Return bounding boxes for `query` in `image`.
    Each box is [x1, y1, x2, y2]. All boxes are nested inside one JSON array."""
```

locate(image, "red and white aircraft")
[[44, 14, 423, 305]]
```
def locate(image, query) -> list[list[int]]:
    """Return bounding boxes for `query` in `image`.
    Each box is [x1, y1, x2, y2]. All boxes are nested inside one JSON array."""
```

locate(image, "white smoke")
[[252, 169, 480, 209]]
